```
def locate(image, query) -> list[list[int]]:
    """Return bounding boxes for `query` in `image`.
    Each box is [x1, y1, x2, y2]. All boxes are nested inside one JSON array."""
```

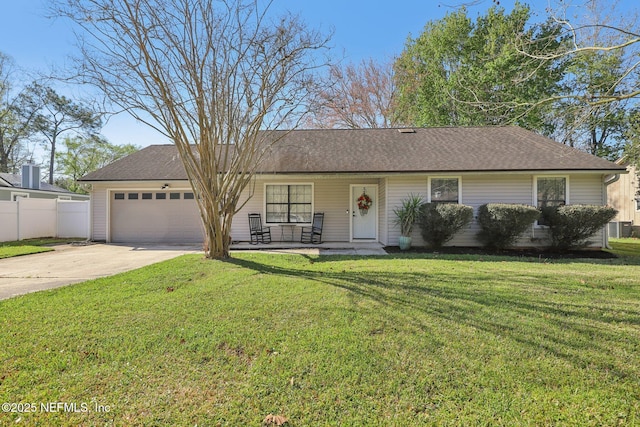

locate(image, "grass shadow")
[[227, 254, 640, 381]]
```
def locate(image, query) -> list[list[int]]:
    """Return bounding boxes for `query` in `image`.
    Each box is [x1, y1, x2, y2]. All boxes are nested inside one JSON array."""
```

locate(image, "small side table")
[[280, 224, 297, 242]]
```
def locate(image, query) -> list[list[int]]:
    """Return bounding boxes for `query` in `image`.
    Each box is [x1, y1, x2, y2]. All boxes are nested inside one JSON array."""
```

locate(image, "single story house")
[[1, 165, 89, 201], [80, 126, 625, 248], [607, 160, 640, 237]]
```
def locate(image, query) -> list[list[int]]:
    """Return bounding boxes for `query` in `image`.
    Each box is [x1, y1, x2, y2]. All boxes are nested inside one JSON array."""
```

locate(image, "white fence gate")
[[0, 198, 90, 242]]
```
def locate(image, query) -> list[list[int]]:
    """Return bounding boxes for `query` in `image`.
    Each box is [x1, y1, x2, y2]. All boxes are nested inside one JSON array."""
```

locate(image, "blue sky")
[[0, 0, 635, 149]]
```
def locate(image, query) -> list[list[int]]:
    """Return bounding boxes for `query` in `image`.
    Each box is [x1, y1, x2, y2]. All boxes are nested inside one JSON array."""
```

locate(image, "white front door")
[[351, 185, 377, 240]]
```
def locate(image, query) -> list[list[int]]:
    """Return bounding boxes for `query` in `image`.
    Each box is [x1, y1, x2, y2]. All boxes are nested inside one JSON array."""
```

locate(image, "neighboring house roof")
[[0, 173, 74, 194], [81, 126, 626, 181]]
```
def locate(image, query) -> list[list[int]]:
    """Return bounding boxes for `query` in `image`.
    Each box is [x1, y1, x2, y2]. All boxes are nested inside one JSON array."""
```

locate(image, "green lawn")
[[1, 240, 639, 425], [0, 238, 82, 259]]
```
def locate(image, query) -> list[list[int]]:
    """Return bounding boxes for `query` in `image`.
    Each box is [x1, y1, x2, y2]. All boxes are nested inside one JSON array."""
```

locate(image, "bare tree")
[[307, 58, 399, 128], [539, 0, 637, 158], [516, 0, 639, 106], [54, 0, 330, 259]]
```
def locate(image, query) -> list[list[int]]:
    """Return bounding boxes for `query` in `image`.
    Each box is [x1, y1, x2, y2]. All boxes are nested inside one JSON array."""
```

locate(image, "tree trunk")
[[203, 220, 232, 259], [198, 187, 234, 259], [0, 150, 8, 173], [49, 134, 56, 185]]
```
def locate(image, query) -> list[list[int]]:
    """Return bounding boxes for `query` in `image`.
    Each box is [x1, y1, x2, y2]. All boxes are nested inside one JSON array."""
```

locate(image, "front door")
[[351, 185, 377, 240]]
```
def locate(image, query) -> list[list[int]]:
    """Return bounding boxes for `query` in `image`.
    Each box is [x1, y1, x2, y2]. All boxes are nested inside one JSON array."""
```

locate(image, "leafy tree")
[[553, 52, 629, 159], [54, 0, 331, 259], [544, 0, 635, 159], [56, 135, 138, 193], [445, 0, 637, 159], [518, 0, 639, 107], [395, 2, 566, 134], [28, 84, 102, 184], [307, 58, 400, 128], [0, 53, 40, 173]]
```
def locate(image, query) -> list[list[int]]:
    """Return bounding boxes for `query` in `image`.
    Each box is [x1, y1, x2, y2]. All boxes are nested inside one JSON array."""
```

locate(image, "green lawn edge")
[[0, 238, 84, 259], [0, 245, 53, 259]]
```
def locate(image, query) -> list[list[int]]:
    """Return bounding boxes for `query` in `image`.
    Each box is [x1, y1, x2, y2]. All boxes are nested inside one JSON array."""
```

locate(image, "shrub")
[[418, 203, 473, 249], [540, 205, 618, 250], [477, 204, 540, 250], [393, 194, 425, 236]]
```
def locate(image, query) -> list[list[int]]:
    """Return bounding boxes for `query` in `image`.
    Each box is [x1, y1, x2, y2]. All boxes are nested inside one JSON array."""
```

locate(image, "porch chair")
[[300, 212, 324, 244], [248, 213, 272, 244]]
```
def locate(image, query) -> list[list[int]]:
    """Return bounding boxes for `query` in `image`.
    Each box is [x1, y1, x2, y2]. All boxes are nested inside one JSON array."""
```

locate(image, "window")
[[128, 193, 139, 200], [184, 192, 195, 200], [536, 176, 568, 226], [142, 193, 153, 200], [170, 192, 180, 200], [429, 177, 459, 203], [114, 193, 125, 200], [156, 193, 166, 200], [265, 184, 312, 223]]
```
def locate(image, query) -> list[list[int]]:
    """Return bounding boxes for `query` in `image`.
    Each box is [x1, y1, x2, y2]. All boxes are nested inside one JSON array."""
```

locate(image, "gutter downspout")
[[603, 173, 621, 249]]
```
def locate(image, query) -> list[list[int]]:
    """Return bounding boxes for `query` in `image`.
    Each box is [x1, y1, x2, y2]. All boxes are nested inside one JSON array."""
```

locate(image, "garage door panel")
[[111, 192, 203, 243]]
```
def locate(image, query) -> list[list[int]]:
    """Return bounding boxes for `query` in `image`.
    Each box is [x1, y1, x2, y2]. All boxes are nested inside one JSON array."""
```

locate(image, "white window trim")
[[263, 182, 314, 224], [533, 175, 570, 227], [11, 192, 29, 201], [427, 176, 462, 203]]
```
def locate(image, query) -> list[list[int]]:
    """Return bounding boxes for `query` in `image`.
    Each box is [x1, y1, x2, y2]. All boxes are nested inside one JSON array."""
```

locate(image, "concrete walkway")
[[0, 241, 387, 301], [0, 243, 200, 300], [231, 241, 389, 256]]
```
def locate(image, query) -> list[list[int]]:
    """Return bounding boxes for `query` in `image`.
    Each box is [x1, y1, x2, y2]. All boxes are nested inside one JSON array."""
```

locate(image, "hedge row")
[[477, 204, 540, 250], [418, 203, 473, 249], [541, 205, 617, 250], [411, 203, 617, 251]]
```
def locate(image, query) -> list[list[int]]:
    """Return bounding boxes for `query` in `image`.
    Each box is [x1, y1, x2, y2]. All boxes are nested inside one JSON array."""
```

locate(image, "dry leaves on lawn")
[[263, 413, 289, 426]]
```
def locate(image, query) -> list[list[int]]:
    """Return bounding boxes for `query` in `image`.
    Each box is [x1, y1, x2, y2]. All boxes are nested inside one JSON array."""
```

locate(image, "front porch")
[[230, 241, 388, 256]]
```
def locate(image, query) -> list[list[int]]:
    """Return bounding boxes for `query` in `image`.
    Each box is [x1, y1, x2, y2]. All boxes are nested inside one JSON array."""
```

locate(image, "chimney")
[[21, 164, 41, 190]]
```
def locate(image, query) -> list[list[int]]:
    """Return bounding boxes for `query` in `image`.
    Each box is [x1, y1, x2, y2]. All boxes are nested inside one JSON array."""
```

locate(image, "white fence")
[[0, 198, 90, 242]]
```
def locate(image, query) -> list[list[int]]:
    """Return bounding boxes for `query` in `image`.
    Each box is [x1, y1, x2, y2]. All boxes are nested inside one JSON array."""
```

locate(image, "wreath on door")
[[357, 191, 373, 216]]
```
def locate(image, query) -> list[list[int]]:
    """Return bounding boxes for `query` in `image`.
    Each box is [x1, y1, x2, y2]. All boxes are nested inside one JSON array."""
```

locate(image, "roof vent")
[[397, 128, 416, 133], [21, 164, 40, 190]]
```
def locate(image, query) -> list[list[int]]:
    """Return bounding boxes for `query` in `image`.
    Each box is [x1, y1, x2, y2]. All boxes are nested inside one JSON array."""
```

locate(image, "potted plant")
[[393, 193, 424, 250]]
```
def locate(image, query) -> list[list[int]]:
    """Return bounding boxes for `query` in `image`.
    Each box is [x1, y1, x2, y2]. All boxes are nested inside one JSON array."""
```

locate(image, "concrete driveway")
[[0, 243, 201, 300]]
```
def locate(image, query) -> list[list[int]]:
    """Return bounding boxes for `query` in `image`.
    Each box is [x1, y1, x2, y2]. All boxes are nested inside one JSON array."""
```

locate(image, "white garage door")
[[111, 191, 203, 243]]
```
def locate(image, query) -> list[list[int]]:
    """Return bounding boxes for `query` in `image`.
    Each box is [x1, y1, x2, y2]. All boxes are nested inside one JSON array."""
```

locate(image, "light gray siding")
[[91, 186, 108, 241], [451, 174, 534, 247], [386, 176, 429, 246], [568, 174, 607, 246], [378, 178, 388, 245], [231, 176, 379, 242], [570, 174, 604, 205], [385, 173, 608, 248], [89, 173, 608, 247]]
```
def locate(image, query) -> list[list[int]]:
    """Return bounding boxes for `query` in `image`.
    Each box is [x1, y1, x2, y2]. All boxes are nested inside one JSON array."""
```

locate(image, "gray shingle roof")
[[0, 173, 74, 193], [80, 126, 625, 181]]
